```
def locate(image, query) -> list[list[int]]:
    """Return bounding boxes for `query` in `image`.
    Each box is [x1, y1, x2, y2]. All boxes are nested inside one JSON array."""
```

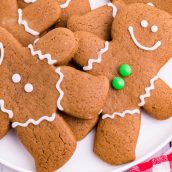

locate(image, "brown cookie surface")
[[59, 66, 109, 119], [17, 0, 91, 27], [16, 114, 76, 172], [67, 0, 125, 40], [1, 0, 61, 46], [33, 28, 78, 65], [73, 3, 172, 164], [112, 0, 172, 15], [0, 112, 10, 139], [60, 112, 98, 141], [56, 0, 91, 27]]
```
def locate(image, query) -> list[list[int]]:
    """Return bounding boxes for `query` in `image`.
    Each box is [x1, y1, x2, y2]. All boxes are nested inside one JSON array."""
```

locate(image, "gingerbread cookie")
[[0, 0, 61, 46], [112, 0, 172, 15], [73, 3, 172, 164], [17, 0, 91, 27], [67, 0, 125, 40], [60, 112, 98, 141], [0, 26, 109, 170]]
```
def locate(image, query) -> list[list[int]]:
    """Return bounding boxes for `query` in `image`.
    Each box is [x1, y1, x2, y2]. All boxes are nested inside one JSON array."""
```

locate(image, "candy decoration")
[[119, 64, 132, 77], [112, 77, 125, 90]]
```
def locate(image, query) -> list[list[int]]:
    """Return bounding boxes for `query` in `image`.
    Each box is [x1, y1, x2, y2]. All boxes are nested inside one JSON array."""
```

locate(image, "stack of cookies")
[[0, 0, 172, 171]]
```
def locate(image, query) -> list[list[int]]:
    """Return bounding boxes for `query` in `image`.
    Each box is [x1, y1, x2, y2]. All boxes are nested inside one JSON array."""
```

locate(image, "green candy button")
[[119, 64, 132, 77], [112, 77, 125, 90]]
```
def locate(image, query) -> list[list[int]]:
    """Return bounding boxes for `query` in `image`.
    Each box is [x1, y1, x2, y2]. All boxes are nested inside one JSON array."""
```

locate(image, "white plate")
[[1, 0, 172, 172]]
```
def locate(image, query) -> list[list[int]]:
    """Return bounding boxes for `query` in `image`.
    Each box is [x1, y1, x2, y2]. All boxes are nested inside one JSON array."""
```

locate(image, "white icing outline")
[[139, 75, 159, 107], [83, 41, 109, 71], [102, 109, 140, 119], [12, 113, 56, 128], [99, 109, 103, 115], [18, 9, 40, 36], [55, 68, 64, 111], [28, 44, 57, 65], [107, 2, 118, 18], [0, 42, 4, 65], [147, 2, 154, 7], [24, 0, 37, 3], [33, 38, 39, 45], [60, 0, 72, 9], [128, 26, 161, 51], [0, 99, 13, 119]]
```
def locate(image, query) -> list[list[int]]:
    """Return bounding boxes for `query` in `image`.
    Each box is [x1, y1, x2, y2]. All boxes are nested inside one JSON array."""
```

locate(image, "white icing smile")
[[128, 26, 161, 51]]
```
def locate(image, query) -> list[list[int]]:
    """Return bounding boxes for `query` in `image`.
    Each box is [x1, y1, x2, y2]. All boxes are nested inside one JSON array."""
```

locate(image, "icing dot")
[[12, 74, 21, 83], [112, 77, 125, 90], [24, 83, 33, 93], [141, 20, 148, 28], [151, 25, 158, 33]]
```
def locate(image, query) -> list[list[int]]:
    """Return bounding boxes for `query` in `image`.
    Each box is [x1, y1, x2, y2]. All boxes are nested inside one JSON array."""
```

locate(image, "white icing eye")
[[12, 74, 21, 83], [141, 20, 148, 28], [24, 83, 33, 93], [151, 25, 158, 33]]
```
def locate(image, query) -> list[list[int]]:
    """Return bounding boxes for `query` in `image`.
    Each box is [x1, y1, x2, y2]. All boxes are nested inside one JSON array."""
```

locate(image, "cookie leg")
[[94, 111, 141, 165], [0, 112, 10, 139], [15, 115, 76, 172], [142, 78, 172, 120]]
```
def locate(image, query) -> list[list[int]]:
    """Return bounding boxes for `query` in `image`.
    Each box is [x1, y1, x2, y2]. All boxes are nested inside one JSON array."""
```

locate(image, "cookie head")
[[0, 34, 59, 124], [112, 3, 172, 60]]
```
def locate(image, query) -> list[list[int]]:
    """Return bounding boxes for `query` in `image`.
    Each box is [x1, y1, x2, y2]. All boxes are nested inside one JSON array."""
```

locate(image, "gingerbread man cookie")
[[0, 0, 61, 46], [73, 3, 172, 164], [111, 0, 172, 15], [0, 27, 109, 171], [17, 0, 91, 27], [67, 0, 125, 40]]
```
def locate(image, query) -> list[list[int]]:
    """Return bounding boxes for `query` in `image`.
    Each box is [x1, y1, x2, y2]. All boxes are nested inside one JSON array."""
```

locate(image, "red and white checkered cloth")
[[130, 150, 172, 172]]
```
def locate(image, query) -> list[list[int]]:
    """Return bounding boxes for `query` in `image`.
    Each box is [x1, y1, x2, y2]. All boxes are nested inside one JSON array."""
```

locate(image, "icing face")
[[128, 20, 161, 51], [11, 73, 34, 93]]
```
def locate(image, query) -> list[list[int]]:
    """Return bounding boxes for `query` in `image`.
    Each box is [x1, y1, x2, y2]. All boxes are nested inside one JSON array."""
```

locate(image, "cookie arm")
[[142, 78, 172, 120], [58, 66, 109, 119], [74, 31, 108, 70], [32, 28, 78, 65]]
